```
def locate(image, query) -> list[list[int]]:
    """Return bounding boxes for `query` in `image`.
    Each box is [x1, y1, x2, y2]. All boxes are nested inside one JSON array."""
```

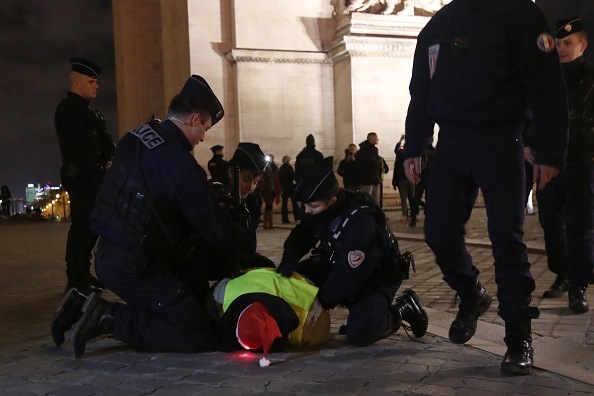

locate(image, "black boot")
[[568, 285, 589, 313], [542, 275, 569, 298], [449, 280, 492, 344], [408, 216, 417, 228], [501, 320, 533, 375], [71, 292, 115, 358], [64, 272, 104, 295], [51, 288, 88, 346], [392, 289, 429, 337]]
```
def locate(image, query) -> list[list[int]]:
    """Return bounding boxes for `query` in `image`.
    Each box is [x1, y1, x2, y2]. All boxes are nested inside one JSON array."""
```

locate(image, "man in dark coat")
[[54, 58, 115, 294], [294, 134, 323, 184]]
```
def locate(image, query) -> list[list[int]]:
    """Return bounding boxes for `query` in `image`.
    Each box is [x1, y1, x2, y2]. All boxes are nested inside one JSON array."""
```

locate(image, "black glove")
[[230, 203, 251, 230], [277, 256, 299, 278]]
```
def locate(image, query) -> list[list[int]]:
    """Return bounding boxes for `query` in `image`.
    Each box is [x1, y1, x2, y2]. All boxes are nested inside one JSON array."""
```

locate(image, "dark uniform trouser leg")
[[95, 244, 216, 352], [345, 283, 401, 347], [565, 164, 594, 287], [66, 182, 99, 281], [536, 175, 568, 277], [426, 130, 538, 323]]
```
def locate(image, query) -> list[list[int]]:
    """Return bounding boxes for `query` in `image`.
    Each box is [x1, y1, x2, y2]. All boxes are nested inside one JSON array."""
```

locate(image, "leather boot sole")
[[71, 292, 102, 359]]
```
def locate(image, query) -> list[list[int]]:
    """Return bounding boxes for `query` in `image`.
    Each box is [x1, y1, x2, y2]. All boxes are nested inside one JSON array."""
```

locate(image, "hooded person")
[[210, 267, 331, 366], [277, 157, 428, 347]]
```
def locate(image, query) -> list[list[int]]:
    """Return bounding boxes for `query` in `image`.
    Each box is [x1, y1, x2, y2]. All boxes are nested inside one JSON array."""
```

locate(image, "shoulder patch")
[[347, 250, 365, 268], [131, 124, 166, 150], [536, 33, 555, 53]]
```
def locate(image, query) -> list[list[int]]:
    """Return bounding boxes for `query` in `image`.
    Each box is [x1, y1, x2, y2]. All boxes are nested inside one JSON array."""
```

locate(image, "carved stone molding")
[[335, 12, 427, 39], [326, 35, 416, 64], [226, 49, 331, 65]]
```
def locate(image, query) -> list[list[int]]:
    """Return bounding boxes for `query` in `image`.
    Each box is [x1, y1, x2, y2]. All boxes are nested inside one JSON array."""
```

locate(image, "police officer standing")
[[53, 75, 248, 358], [404, 0, 568, 375], [533, 17, 594, 312], [54, 58, 115, 294], [277, 157, 428, 347], [207, 144, 229, 184]]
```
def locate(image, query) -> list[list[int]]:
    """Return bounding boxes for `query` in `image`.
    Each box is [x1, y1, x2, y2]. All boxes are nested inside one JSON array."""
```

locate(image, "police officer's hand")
[[523, 147, 535, 165], [230, 203, 251, 230], [404, 157, 422, 184], [533, 164, 559, 191], [277, 256, 299, 278]]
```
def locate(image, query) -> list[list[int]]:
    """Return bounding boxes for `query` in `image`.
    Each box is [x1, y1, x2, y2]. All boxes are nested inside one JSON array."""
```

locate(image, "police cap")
[[210, 145, 224, 153], [555, 17, 585, 39], [180, 75, 225, 126], [229, 142, 267, 173], [70, 58, 102, 78], [295, 156, 338, 203]]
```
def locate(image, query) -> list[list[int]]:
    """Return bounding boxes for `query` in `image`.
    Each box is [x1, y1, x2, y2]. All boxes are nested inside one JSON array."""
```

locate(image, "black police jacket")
[[405, 0, 568, 169], [54, 92, 115, 187], [92, 119, 244, 264], [281, 190, 399, 309], [564, 61, 594, 165]]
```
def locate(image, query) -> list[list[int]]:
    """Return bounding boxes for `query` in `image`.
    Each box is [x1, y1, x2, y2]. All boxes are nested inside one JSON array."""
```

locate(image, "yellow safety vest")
[[223, 268, 329, 346]]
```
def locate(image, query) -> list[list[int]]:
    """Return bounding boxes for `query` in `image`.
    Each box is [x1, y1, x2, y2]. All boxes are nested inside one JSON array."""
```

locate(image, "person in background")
[[404, 0, 568, 375], [337, 148, 359, 191], [357, 132, 382, 205], [54, 57, 115, 294], [295, 134, 324, 184], [393, 136, 414, 223], [408, 137, 435, 228], [1, 185, 11, 217], [532, 17, 594, 311], [278, 155, 301, 224], [261, 153, 281, 229], [207, 144, 229, 184]]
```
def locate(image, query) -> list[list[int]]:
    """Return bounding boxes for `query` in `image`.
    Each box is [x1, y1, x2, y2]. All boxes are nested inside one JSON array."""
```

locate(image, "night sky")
[[0, 0, 592, 202]]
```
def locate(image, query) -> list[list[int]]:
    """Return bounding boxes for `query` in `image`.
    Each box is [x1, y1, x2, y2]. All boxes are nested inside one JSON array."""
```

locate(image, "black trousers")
[[95, 240, 217, 352], [536, 163, 594, 287], [424, 125, 538, 323], [281, 193, 301, 223], [64, 179, 100, 281]]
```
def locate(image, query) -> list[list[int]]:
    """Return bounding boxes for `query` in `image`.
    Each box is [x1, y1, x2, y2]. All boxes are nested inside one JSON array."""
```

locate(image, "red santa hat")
[[236, 302, 282, 367]]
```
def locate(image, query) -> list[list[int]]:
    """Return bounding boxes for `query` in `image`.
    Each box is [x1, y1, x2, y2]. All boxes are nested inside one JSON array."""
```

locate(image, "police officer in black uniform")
[[534, 17, 594, 312], [202, 142, 275, 282], [277, 157, 428, 347], [207, 144, 229, 184], [54, 58, 115, 294], [404, 0, 568, 375], [52, 75, 250, 358]]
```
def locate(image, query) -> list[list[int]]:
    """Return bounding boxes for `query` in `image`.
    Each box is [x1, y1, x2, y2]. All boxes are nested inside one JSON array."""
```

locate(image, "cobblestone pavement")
[[0, 206, 593, 395]]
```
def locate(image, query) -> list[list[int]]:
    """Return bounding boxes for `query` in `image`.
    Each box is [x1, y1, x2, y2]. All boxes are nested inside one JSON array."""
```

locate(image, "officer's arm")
[[278, 220, 318, 277], [516, 2, 568, 170], [405, 29, 436, 161]]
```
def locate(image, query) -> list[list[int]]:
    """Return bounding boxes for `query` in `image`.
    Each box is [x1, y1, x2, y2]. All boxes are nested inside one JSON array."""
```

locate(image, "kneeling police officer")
[[51, 75, 249, 358], [277, 157, 428, 346]]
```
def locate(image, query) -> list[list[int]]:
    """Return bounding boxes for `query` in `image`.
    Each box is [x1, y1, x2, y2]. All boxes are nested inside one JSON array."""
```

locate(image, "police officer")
[[404, 0, 568, 375], [533, 17, 594, 312], [207, 144, 229, 184], [277, 157, 428, 347], [53, 75, 250, 358], [54, 58, 115, 294], [202, 142, 275, 282]]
